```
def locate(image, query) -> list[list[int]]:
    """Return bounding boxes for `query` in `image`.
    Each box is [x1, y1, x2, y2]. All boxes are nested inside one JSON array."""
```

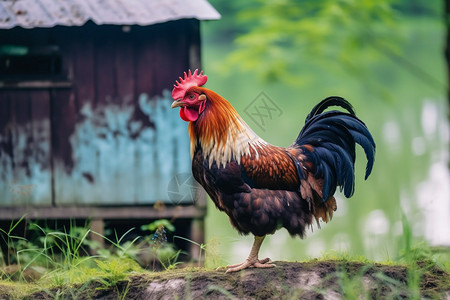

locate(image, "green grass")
[[0, 220, 448, 299], [0, 219, 182, 299]]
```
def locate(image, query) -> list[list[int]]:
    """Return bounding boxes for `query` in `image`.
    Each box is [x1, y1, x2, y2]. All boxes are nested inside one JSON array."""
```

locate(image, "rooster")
[[171, 70, 375, 273]]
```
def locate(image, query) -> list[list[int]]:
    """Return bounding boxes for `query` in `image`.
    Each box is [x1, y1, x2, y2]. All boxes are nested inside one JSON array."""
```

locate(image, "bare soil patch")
[[1, 260, 449, 299]]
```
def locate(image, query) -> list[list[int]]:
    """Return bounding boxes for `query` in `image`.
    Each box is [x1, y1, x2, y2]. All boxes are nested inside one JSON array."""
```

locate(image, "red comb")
[[172, 69, 207, 100]]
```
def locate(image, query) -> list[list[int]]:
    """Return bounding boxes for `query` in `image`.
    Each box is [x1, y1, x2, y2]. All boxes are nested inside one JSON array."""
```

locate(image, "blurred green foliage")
[[202, 0, 448, 263], [204, 0, 443, 93]]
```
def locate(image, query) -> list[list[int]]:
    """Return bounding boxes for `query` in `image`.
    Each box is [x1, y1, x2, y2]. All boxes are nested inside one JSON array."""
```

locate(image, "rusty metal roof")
[[0, 0, 220, 29]]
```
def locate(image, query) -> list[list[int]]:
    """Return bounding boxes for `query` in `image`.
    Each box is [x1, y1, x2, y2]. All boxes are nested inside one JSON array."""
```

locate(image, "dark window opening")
[[0, 45, 64, 80]]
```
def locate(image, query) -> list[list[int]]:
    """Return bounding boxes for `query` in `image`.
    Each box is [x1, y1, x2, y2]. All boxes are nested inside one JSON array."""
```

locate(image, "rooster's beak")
[[171, 100, 184, 108]]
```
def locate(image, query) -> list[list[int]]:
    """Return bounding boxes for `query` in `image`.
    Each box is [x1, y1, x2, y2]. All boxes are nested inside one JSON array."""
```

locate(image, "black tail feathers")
[[305, 96, 356, 122], [294, 96, 376, 201]]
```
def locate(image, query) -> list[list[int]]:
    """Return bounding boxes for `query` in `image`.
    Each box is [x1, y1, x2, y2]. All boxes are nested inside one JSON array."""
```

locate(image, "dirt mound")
[[11, 260, 450, 299]]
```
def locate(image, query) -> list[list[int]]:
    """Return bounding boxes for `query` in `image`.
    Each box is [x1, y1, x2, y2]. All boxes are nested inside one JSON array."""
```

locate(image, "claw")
[[224, 235, 274, 273], [225, 258, 276, 273]]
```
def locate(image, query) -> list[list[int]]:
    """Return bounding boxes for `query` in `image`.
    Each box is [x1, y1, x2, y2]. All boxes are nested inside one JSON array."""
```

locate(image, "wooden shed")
[[0, 0, 219, 255]]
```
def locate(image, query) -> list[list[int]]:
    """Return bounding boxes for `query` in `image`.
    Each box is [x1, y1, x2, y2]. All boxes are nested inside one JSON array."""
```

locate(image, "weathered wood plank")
[[0, 81, 72, 89], [0, 90, 52, 206], [153, 21, 192, 90], [134, 26, 157, 96], [94, 26, 116, 105], [51, 89, 77, 204], [187, 20, 202, 71], [114, 27, 135, 104], [60, 25, 95, 108], [0, 205, 205, 220], [8, 91, 31, 205], [29, 89, 52, 204], [0, 92, 13, 204]]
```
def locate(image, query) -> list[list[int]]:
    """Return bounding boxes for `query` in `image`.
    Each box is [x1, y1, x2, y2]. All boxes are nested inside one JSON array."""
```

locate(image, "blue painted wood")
[[54, 91, 193, 205], [0, 90, 52, 206]]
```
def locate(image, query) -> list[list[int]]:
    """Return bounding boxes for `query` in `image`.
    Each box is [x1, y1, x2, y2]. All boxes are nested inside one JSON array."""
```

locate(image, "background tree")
[[207, 0, 443, 100]]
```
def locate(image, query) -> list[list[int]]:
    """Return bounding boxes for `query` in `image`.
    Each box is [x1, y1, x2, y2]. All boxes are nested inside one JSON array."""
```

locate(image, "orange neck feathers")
[[188, 87, 266, 168]]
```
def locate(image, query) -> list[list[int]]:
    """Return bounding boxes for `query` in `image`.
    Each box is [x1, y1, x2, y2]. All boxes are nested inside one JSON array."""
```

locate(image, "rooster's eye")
[[189, 94, 195, 100]]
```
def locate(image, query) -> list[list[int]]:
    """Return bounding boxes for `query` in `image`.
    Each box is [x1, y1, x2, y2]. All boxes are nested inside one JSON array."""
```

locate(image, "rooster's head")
[[171, 69, 263, 164], [171, 69, 209, 122]]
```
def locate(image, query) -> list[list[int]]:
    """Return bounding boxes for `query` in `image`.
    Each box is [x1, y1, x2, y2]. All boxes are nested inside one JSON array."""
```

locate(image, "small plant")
[[0, 216, 29, 266], [395, 212, 432, 299], [104, 227, 142, 260], [203, 237, 222, 269], [95, 257, 141, 288], [16, 220, 96, 282], [174, 235, 206, 267], [140, 220, 181, 270], [172, 236, 224, 269], [141, 219, 175, 233]]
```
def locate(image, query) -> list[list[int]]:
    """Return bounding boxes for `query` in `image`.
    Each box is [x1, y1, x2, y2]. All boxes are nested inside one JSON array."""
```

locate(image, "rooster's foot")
[[225, 257, 275, 273]]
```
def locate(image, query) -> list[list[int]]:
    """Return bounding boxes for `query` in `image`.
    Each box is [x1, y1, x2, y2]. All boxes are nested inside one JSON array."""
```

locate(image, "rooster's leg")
[[225, 235, 275, 273]]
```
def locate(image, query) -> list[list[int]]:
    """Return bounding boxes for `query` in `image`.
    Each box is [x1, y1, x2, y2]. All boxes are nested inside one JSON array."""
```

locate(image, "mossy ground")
[[1, 260, 449, 299]]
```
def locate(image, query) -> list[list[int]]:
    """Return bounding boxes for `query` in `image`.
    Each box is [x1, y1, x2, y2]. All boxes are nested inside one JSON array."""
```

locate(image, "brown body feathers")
[[189, 89, 342, 237]]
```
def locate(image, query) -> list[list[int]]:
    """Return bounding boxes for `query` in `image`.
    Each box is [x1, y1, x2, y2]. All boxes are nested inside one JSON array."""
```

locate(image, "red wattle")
[[180, 107, 199, 122]]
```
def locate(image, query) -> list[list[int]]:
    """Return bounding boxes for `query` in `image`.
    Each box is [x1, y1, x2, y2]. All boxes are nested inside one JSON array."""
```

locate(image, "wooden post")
[[189, 180, 207, 263], [189, 218, 205, 263], [89, 218, 105, 253]]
